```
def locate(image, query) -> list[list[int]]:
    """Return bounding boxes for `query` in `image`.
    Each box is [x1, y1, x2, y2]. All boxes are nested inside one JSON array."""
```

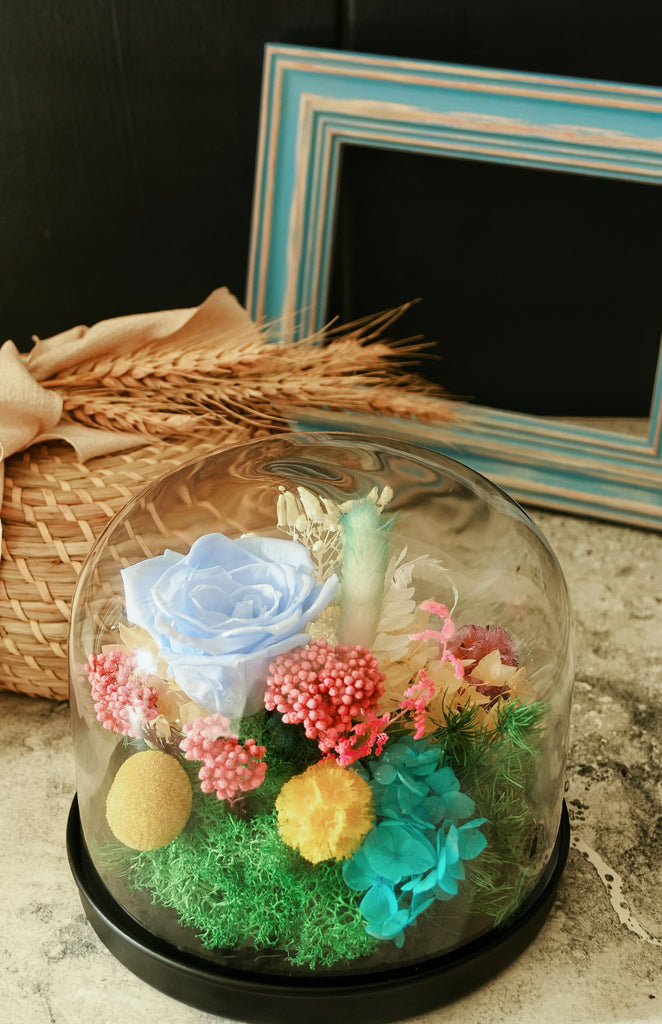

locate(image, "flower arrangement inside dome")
[[85, 484, 549, 969]]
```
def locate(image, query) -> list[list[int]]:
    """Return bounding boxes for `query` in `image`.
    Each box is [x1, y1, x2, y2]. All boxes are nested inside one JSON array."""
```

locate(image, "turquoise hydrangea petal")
[[344, 736, 489, 946]]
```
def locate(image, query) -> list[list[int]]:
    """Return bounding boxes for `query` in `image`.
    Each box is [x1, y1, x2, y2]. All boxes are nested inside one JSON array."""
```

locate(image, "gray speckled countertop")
[[1, 507, 661, 1024]]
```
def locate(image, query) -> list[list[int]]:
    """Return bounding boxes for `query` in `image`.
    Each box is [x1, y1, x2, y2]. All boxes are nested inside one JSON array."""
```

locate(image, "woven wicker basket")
[[0, 427, 262, 701]]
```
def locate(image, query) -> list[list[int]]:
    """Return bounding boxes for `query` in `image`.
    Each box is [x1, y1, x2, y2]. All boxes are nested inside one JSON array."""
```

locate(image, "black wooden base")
[[67, 797, 569, 1024]]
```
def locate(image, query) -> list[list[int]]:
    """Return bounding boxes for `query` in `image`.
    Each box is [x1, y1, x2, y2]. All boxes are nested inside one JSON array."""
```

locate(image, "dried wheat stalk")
[[41, 304, 456, 440]]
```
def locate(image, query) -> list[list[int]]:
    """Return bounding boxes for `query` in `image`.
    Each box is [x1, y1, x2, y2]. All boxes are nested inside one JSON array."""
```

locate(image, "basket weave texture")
[[0, 428, 261, 700]]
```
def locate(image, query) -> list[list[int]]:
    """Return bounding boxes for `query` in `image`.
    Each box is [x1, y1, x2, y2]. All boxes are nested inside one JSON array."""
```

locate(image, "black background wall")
[[2, 1, 662, 415], [0, 1, 340, 348]]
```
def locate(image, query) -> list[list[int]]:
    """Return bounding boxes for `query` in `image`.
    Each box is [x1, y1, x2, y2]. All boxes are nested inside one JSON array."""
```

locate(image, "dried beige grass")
[[41, 304, 456, 440]]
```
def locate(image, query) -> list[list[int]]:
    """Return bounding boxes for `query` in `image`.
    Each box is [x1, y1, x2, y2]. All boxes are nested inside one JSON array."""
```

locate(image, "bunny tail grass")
[[337, 500, 393, 649]]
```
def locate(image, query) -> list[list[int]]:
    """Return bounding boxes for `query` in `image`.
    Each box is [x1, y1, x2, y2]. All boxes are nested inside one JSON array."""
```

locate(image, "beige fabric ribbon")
[[0, 287, 260, 556]]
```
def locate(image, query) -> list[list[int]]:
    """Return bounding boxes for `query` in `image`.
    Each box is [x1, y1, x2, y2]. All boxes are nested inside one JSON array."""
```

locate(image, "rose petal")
[[121, 528, 340, 717]]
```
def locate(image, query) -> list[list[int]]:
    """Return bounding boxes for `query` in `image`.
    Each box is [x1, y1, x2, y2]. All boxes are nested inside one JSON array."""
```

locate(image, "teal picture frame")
[[246, 44, 662, 530]]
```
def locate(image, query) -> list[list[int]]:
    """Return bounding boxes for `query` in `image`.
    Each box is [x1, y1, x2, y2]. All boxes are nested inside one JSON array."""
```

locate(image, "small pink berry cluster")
[[264, 639, 385, 755], [87, 648, 159, 738], [180, 713, 267, 802]]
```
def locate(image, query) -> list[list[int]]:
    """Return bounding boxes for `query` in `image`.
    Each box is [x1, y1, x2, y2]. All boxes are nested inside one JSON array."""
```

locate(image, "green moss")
[[238, 710, 320, 810], [131, 796, 376, 967], [129, 712, 376, 968], [429, 697, 548, 923], [123, 701, 548, 963]]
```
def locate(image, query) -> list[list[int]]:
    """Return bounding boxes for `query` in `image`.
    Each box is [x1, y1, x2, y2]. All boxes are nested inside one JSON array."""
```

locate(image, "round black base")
[[67, 797, 569, 1024]]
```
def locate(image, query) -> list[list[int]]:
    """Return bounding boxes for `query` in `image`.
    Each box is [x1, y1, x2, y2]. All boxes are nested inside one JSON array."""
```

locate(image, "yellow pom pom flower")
[[276, 759, 375, 864]]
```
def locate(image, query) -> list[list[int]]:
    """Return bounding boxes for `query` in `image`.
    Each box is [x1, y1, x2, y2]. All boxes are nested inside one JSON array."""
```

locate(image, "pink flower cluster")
[[87, 648, 159, 738], [410, 599, 465, 678], [335, 713, 391, 767], [336, 598, 468, 765], [335, 673, 437, 766], [264, 639, 385, 755], [180, 713, 267, 802], [447, 623, 518, 669], [400, 671, 438, 740]]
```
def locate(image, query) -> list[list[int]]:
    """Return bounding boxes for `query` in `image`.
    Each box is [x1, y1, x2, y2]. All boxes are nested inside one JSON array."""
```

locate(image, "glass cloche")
[[67, 432, 574, 1022]]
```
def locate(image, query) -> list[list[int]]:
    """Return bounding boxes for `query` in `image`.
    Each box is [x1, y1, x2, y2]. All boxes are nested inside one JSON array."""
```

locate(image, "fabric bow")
[[0, 287, 260, 557]]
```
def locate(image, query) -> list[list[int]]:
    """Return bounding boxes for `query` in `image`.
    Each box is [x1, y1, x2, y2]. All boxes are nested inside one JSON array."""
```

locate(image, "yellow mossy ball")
[[106, 749, 193, 851]]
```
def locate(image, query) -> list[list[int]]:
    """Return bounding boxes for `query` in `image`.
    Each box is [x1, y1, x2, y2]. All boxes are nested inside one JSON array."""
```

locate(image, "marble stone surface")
[[1, 507, 661, 1024]]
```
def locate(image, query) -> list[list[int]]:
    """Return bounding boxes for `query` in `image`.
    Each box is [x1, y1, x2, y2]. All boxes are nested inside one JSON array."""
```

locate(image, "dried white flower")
[[276, 485, 342, 581]]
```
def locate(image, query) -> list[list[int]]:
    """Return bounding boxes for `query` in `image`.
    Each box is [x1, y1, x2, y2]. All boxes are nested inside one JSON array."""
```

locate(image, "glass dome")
[[67, 431, 574, 1022]]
